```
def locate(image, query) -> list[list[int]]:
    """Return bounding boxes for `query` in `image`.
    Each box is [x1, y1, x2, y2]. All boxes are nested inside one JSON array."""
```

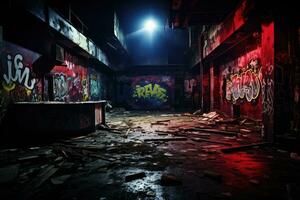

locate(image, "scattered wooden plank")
[[221, 142, 271, 153], [151, 122, 168, 126], [17, 155, 40, 162], [191, 138, 232, 146], [81, 150, 117, 162], [240, 128, 252, 133], [155, 130, 176, 134], [191, 128, 238, 136], [125, 172, 146, 182], [31, 165, 59, 188], [57, 144, 106, 152], [188, 132, 211, 138], [172, 133, 187, 137], [144, 137, 187, 142], [21, 164, 60, 199], [215, 118, 238, 124], [157, 132, 169, 136], [73, 144, 106, 151], [156, 119, 171, 123]]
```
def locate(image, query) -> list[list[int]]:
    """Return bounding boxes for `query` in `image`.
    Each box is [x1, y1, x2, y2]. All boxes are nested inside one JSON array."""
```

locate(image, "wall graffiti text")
[[262, 63, 274, 116], [225, 59, 261, 102], [133, 83, 168, 102], [2, 54, 37, 92]]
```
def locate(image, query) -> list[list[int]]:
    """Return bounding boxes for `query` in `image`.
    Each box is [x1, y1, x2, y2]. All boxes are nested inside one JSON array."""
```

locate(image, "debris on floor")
[[125, 172, 146, 182], [0, 111, 298, 200]]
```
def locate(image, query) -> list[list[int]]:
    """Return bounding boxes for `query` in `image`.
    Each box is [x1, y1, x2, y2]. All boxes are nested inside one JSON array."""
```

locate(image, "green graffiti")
[[133, 83, 168, 102]]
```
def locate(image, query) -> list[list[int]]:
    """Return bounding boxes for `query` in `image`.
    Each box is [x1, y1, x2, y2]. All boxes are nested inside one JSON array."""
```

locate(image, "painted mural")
[[116, 75, 175, 109], [219, 48, 263, 119], [89, 68, 101, 101], [225, 58, 261, 103], [184, 77, 197, 98], [50, 52, 89, 102], [0, 42, 42, 102], [125, 76, 174, 109], [53, 73, 68, 101], [133, 83, 168, 102]]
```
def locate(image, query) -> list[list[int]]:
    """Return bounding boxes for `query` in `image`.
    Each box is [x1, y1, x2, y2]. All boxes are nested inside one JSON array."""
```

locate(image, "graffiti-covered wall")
[[49, 52, 105, 102], [0, 42, 107, 105], [0, 42, 43, 102], [117, 75, 175, 109], [183, 75, 201, 109], [89, 68, 101, 101], [219, 48, 263, 119], [50, 51, 89, 102], [184, 76, 197, 99]]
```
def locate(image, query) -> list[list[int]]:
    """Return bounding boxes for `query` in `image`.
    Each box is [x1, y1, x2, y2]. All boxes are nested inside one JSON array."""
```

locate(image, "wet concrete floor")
[[0, 111, 300, 200]]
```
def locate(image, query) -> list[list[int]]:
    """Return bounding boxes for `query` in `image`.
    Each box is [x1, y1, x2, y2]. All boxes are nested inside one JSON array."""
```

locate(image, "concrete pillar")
[[261, 22, 275, 142], [210, 63, 214, 111]]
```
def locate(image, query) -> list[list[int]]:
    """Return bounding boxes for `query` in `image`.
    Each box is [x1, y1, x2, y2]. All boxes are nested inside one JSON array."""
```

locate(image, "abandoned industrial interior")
[[0, 0, 299, 199]]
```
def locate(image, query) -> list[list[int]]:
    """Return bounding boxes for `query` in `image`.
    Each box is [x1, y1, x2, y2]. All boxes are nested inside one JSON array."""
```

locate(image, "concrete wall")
[[46, 51, 108, 102], [0, 41, 43, 102], [115, 65, 198, 110], [117, 75, 175, 110], [0, 42, 109, 104], [218, 48, 262, 119]]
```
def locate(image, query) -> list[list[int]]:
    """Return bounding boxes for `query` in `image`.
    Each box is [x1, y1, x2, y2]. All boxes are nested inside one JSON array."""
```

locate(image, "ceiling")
[[49, 0, 241, 44], [169, 0, 240, 28]]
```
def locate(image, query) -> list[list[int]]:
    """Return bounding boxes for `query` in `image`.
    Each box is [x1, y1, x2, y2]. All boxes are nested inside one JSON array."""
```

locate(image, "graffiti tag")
[[68, 76, 83, 101], [226, 69, 261, 102], [82, 78, 89, 101], [262, 64, 274, 116], [133, 83, 168, 102], [90, 73, 100, 99], [2, 54, 36, 92], [53, 73, 68, 101], [184, 79, 197, 93], [225, 59, 261, 102]]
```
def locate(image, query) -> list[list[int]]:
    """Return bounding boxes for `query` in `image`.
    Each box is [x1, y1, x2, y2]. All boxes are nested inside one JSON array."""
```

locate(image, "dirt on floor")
[[1, 109, 300, 200]]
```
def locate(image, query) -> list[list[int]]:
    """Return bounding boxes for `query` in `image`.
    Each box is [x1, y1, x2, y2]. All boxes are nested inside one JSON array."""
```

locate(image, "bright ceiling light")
[[144, 19, 157, 32]]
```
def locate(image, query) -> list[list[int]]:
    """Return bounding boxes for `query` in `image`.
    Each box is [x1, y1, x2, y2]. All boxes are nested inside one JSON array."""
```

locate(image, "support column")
[[199, 33, 204, 112], [210, 63, 214, 111], [261, 22, 275, 142], [200, 63, 203, 112]]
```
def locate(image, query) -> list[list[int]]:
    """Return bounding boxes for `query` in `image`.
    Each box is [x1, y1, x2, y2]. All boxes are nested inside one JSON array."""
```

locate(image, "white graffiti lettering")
[[3, 54, 36, 91], [227, 69, 261, 102], [225, 59, 261, 102]]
